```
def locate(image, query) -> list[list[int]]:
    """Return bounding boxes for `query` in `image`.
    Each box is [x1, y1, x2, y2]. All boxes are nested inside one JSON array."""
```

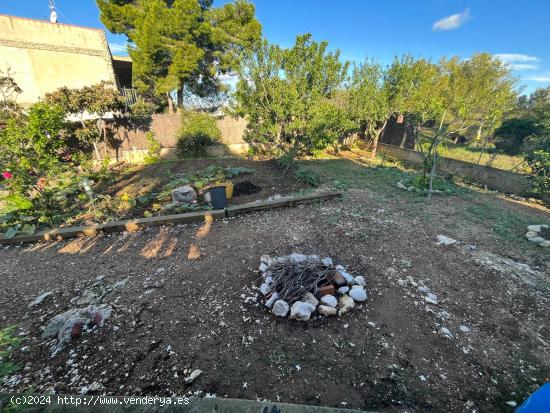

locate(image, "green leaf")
[[20, 224, 36, 235], [3, 225, 21, 239], [137, 195, 150, 205]]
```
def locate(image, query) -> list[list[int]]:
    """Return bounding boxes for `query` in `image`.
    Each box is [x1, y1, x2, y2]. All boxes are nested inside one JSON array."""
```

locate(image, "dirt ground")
[[0, 157, 549, 412]]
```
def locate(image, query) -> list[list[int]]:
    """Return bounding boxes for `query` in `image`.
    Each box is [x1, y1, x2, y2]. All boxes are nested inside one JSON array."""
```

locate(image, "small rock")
[[527, 224, 547, 232], [338, 295, 355, 315], [424, 293, 439, 305], [272, 300, 290, 317], [318, 305, 337, 316], [320, 294, 337, 308], [260, 283, 271, 295], [505, 401, 517, 407], [418, 286, 430, 294], [29, 291, 53, 308], [265, 292, 279, 308], [459, 325, 472, 333], [407, 186, 415, 192], [436, 235, 457, 246], [185, 369, 203, 384], [302, 292, 319, 307], [528, 236, 545, 243], [337, 286, 350, 294], [354, 276, 366, 286], [525, 231, 538, 239], [289, 253, 307, 263], [397, 181, 407, 189], [349, 286, 367, 302], [439, 327, 453, 339], [290, 301, 316, 321], [321, 257, 333, 267], [259, 263, 269, 273], [172, 185, 197, 205], [333, 273, 347, 287], [540, 240, 550, 247], [319, 285, 336, 297]]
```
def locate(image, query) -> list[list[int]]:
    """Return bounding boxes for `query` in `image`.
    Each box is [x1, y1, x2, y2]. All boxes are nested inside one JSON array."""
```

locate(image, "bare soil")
[[0, 157, 549, 413]]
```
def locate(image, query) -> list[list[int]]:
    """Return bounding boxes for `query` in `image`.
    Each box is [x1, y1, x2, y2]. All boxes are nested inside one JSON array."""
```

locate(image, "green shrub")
[[144, 132, 161, 163], [494, 118, 538, 155], [295, 168, 321, 187], [175, 111, 221, 159]]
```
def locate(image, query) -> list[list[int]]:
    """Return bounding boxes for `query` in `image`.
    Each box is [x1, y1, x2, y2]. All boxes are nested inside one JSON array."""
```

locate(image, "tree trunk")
[[167, 93, 175, 114], [177, 88, 184, 110], [370, 120, 388, 159]]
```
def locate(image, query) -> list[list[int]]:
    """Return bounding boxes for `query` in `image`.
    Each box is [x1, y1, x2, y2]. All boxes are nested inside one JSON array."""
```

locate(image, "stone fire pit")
[[258, 254, 367, 321]]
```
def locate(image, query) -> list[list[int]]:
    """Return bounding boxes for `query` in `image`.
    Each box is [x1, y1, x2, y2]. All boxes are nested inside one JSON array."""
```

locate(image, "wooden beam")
[[0, 192, 342, 245]]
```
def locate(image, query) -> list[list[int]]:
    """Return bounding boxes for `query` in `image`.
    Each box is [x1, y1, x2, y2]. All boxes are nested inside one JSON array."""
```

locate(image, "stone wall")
[[378, 143, 540, 198], [0, 15, 117, 105]]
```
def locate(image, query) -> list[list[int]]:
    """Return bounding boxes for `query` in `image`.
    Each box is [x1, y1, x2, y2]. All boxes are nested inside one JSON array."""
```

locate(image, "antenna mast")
[[49, 0, 58, 23]]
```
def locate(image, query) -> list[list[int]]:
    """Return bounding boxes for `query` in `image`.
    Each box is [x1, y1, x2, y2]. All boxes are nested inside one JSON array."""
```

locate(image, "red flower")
[[2, 171, 13, 180]]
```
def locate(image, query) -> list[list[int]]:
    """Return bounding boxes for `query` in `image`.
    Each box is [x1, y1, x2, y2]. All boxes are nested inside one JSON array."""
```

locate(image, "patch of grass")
[[418, 132, 524, 173], [0, 326, 23, 380], [462, 202, 544, 242]]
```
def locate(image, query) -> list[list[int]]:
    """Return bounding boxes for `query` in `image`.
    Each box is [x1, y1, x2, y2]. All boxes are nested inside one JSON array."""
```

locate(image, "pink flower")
[[2, 171, 13, 180]]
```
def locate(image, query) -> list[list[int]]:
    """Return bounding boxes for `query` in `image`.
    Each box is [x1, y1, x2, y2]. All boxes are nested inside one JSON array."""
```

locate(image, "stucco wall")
[[0, 14, 116, 105]]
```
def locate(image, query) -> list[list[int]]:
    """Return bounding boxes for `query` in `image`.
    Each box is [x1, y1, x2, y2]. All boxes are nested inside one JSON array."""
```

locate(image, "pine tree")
[[97, 0, 261, 111]]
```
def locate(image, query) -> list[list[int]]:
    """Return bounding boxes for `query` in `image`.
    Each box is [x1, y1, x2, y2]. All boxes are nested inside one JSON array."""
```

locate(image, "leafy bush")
[[494, 118, 538, 155], [0, 326, 23, 379], [294, 168, 321, 187], [175, 111, 221, 159], [524, 131, 550, 195], [144, 132, 161, 163]]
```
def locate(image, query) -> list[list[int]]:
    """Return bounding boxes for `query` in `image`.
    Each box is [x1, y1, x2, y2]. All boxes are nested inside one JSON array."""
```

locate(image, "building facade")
[[0, 14, 130, 106]]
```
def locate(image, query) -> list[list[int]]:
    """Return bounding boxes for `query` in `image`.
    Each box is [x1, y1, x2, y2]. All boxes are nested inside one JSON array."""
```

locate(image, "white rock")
[[337, 286, 350, 294], [439, 327, 453, 339], [29, 291, 53, 308], [272, 300, 290, 317], [540, 240, 550, 247], [265, 292, 279, 308], [527, 224, 547, 232], [349, 286, 367, 302], [459, 325, 472, 333], [321, 257, 333, 267], [525, 231, 538, 239], [290, 301, 316, 321], [289, 253, 307, 263], [185, 369, 203, 384], [302, 292, 319, 307], [320, 294, 337, 308], [260, 283, 271, 296], [424, 293, 439, 305], [397, 181, 407, 189], [418, 286, 430, 294], [335, 267, 354, 285], [259, 263, 269, 273], [338, 295, 355, 315], [318, 305, 337, 316], [260, 255, 271, 265], [528, 236, 545, 243], [505, 401, 517, 407], [354, 276, 366, 286], [436, 235, 457, 246]]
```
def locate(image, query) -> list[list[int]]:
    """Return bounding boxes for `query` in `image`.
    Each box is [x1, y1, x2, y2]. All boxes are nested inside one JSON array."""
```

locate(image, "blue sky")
[[2, 0, 549, 93]]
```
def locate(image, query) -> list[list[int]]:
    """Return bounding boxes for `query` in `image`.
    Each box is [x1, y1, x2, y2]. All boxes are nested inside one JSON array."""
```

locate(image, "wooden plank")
[[0, 192, 342, 245]]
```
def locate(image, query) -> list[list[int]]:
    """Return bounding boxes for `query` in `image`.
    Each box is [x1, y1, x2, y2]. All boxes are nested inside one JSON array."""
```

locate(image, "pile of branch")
[[268, 258, 335, 303]]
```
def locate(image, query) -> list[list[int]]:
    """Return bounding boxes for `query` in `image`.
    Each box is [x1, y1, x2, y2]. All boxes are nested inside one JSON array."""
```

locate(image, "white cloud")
[[109, 42, 128, 55], [524, 76, 550, 83], [494, 53, 539, 63], [509, 63, 538, 71], [433, 8, 470, 31], [494, 54, 540, 71]]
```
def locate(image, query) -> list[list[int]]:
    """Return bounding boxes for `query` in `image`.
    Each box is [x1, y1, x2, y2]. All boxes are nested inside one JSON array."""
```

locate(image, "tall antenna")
[[49, 0, 57, 23]]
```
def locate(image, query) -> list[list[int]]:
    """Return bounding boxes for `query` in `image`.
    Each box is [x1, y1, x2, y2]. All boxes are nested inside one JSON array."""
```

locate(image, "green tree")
[[44, 82, 126, 159], [97, 0, 261, 111], [234, 34, 349, 162]]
